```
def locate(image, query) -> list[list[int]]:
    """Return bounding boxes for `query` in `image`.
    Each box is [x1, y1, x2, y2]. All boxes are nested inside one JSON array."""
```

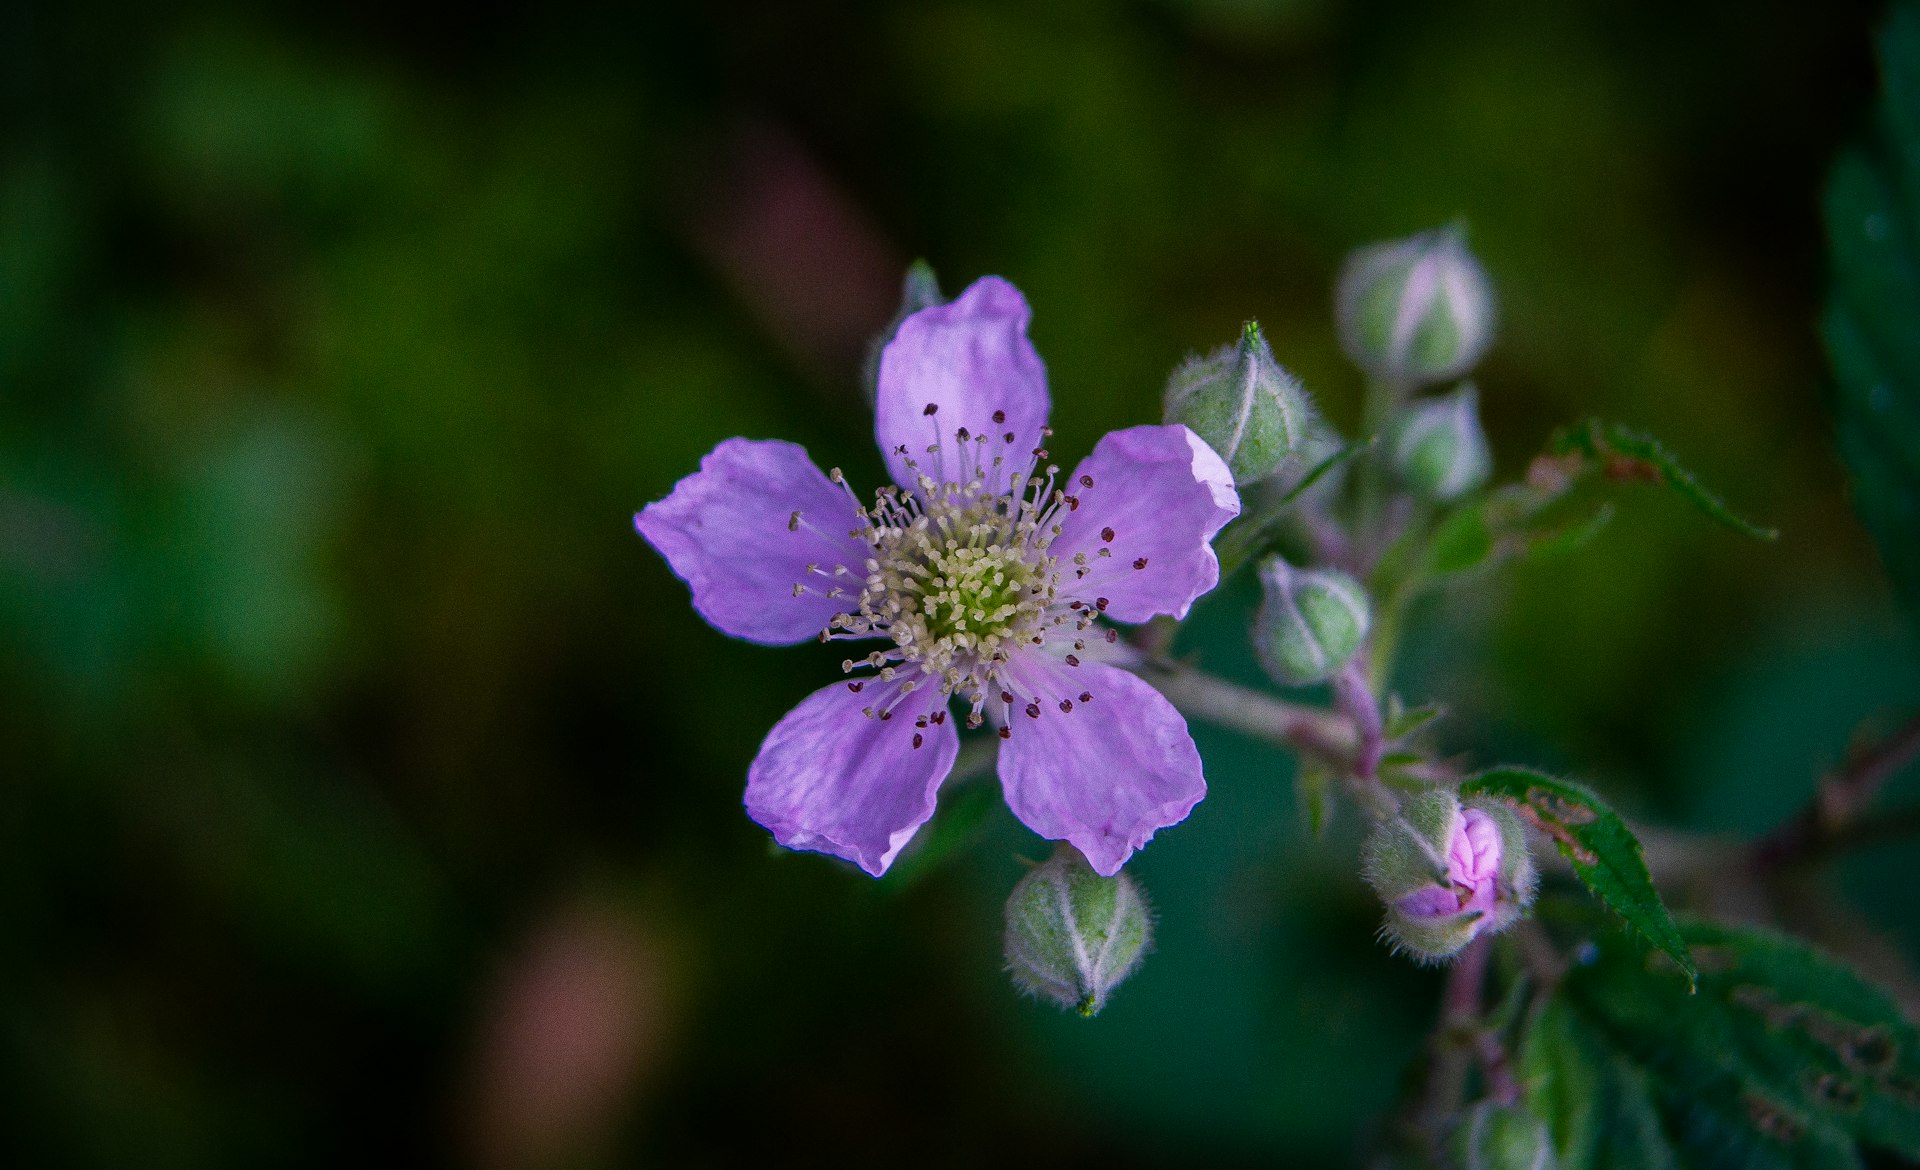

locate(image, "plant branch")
[[1138, 663, 1358, 765], [1752, 712, 1920, 871]]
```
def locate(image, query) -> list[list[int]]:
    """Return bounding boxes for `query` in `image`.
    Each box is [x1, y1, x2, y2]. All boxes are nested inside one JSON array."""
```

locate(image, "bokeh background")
[[5, 0, 1917, 1165]]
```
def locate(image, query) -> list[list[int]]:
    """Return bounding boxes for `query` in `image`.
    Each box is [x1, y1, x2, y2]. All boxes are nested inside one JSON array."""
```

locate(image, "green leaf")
[[1521, 997, 1678, 1170], [1562, 918, 1920, 1165], [1384, 698, 1445, 741], [1821, 0, 1920, 631], [1425, 499, 1496, 575], [1461, 767, 1696, 988], [1549, 418, 1779, 541]]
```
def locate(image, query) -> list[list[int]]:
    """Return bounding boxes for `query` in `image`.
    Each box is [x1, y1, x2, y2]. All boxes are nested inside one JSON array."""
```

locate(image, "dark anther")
[[1025, 702, 1041, 719], [992, 409, 1007, 424], [931, 710, 946, 724], [1079, 691, 1093, 703], [1095, 597, 1109, 611], [878, 709, 892, 720], [847, 681, 863, 693], [956, 426, 971, 441], [916, 716, 928, 728], [1106, 629, 1119, 643], [1059, 699, 1073, 713], [1079, 475, 1093, 487], [1133, 557, 1148, 570], [1100, 526, 1115, 542], [1001, 690, 1014, 705], [923, 402, 939, 415], [999, 726, 1012, 739], [912, 733, 924, 749], [1003, 431, 1016, 443], [1065, 654, 1081, 667], [1065, 496, 1080, 511]]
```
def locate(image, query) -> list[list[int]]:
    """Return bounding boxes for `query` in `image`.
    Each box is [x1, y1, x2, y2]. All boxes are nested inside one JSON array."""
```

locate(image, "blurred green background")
[[5, 0, 1916, 1165]]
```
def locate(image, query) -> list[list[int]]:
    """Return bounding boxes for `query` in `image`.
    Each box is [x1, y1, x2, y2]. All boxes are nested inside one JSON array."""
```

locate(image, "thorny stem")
[[1752, 711, 1920, 871]]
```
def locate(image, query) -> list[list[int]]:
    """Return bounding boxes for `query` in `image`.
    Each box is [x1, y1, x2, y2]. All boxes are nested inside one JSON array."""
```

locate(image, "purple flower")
[[635, 277, 1240, 876]]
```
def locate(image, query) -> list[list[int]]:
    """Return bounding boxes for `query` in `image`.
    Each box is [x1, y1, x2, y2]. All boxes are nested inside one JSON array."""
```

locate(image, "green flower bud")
[[1252, 557, 1370, 687], [1004, 846, 1152, 1017], [1451, 1101, 1558, 1170], [1163, 321, 1313, 485], [1392, 383, 1492, 502], [1336, 224, 1496, 385], [863, 260, 946, 403], [1363, 790, 1537, 964]]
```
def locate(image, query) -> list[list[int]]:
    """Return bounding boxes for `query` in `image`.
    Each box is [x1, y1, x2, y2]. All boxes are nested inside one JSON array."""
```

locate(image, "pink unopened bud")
[[1397, 807, 1501, 921], [1364, 791, 1536, 963]]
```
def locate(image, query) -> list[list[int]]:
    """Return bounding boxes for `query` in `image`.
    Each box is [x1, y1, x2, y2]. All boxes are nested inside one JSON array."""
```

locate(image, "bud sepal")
[[1451, 1101, 1559, 1170], [1252, 557, 1371, 687], [1392, 382, 1493, 503], [1004, 846, 1153, 1017], [1336, 224, 1496, 385], [1163, 321, 1314, 485]]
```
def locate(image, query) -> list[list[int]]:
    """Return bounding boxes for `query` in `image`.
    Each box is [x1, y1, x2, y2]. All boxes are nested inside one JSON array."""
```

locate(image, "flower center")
[[874, 490, 1051, 666], [822, 461, 1077, 721]]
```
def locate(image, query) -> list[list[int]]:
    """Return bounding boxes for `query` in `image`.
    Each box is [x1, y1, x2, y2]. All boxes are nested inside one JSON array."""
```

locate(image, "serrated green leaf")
[[1565, 918, 1920, 1164], [1550, 419, 1779, 541], [1461, 767, 1696, 987], [1821, 0, 1920, 631]]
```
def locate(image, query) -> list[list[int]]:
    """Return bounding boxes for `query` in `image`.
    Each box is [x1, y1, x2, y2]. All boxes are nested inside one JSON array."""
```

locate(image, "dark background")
[[4, 0, 1916, 1165]]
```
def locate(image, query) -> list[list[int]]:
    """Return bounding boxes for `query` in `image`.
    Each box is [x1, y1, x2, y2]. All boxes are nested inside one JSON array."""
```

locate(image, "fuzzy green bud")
[[1336, 224, 1496, 385], [1252, 557, 1370, 687], [1163, 321, 1313, 485], [1363, 789, 1537, 964], [863, 260, 947, 403], [1392, 383, 1492, 502], [1451, 1102, 1558, 1170], [1004, 846, 1152, 1017]]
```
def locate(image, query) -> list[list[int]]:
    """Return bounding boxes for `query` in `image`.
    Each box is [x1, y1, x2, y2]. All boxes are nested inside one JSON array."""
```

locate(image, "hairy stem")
[[1417, 935, 1494, 1142]]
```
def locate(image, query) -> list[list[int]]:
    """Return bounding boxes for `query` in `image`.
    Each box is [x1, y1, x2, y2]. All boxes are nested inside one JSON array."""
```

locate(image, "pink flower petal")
[[995, 655, 1206, 876], [745, 675, 958, 876], [873, 276, 1050, 496], [635, 438, 870, 646], [1051, 424, 1239, 623]]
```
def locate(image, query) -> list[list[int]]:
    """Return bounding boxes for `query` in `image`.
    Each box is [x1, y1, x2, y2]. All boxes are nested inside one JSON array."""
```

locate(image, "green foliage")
[[1526, 919, 1920, 1169], [1548, 419, 1779, 541], [1461, 768, 1695, 987], [1823, 0, 1920, 631]]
